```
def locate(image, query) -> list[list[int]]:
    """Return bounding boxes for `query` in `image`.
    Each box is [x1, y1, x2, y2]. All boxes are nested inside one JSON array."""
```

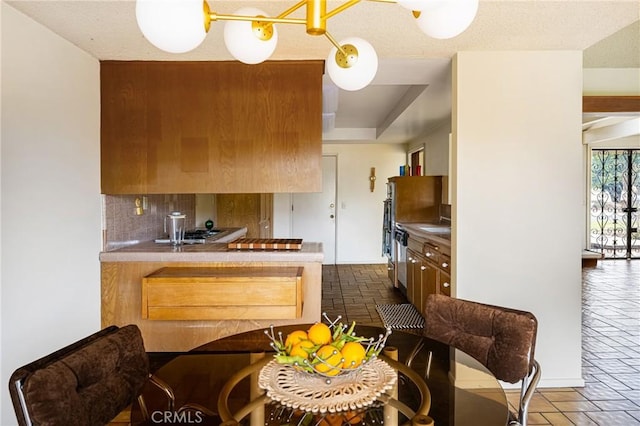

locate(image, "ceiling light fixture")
[[135, 0, 478, 91]]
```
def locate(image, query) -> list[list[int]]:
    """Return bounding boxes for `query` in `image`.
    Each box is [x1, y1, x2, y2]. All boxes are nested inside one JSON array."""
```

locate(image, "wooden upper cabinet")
[[100, 61, 324, 194], [389, 176, 443, 222]]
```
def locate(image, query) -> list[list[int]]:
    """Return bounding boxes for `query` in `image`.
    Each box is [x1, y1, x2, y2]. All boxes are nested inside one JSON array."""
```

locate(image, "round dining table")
[[131, 324, 509, 426]]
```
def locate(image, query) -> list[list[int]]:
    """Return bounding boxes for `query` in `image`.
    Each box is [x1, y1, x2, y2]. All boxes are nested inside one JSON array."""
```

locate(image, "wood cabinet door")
[[101, 61, 323, 194], [389, 176, 443, 222], [438, 271, 452, 296], [216, 193, 273, 239], [418, 255, 437, 313], [406, 249, 417, 304]]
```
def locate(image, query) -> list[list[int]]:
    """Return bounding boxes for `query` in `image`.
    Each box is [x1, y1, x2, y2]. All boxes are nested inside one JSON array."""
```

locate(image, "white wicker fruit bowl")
[[259, 315, 396, 413]]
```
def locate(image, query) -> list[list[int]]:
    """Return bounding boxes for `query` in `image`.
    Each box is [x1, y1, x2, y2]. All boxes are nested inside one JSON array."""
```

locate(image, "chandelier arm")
[[324, 31, 348, 57], [209, 12, 306, 25]]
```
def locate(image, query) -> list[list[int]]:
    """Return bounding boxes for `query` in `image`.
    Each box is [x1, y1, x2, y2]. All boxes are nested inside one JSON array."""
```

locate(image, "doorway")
[[590, 149, 640, 259], [292, 155, 338, 264]]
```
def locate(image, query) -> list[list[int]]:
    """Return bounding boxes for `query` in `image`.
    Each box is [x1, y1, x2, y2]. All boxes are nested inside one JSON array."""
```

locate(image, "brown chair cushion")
[[423, 294, 537, 384], [22, 325, 149, 426]]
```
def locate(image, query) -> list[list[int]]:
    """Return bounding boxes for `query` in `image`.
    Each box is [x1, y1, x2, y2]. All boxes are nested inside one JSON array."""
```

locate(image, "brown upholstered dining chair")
[[8, 324, 216, 426], [409, 294, 541, 426]]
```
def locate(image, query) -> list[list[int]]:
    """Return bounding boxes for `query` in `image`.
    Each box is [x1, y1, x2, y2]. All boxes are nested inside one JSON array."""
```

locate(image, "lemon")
[[307, 323, 332, 345], [341, 341, 366, 369], [284, 330, 308, 348], [313, 345, 343, 376], [289, 339, 315, 359]]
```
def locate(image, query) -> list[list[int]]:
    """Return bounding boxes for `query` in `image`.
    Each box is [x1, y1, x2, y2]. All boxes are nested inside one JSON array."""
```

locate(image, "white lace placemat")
[[258, 357, 397, 414]]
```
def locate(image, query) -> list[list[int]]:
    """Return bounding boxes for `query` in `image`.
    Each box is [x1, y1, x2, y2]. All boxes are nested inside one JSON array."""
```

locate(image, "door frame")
[[583, 96, 640, 259], [290, 154, 339, 264]]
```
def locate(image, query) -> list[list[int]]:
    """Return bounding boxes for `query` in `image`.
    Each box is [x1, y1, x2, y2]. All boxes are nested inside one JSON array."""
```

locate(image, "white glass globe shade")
[[397, 0, 430, 12], [326, 37, 378, 91], [224, 7, 278, 64], [136, 0, 207, 53], [415, 0, 478, 39]]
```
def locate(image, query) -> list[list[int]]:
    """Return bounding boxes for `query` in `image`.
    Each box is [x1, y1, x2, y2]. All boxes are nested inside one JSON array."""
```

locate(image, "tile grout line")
[[322, 261, 640, 426]]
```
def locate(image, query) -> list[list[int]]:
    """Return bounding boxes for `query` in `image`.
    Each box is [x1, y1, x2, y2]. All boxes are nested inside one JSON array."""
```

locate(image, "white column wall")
[[1, 4, 101, 424], [452, 51, 584, 387]]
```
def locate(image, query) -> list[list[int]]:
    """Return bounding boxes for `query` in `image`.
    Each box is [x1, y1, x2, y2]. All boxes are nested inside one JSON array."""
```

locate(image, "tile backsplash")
[[103, 194, 195, 250]]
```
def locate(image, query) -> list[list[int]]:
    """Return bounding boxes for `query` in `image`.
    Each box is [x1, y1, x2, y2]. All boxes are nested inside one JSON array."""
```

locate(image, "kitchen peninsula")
[[99, 229, 323, 352]]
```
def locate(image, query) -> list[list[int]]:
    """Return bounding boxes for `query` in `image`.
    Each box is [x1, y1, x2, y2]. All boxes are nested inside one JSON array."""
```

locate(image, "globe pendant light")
[[134, 0, 478, 90], [136, 0, 208, 53], [414, 0, 479, 39], [224, 7, 278, 64], [326, 37, 378, 91]]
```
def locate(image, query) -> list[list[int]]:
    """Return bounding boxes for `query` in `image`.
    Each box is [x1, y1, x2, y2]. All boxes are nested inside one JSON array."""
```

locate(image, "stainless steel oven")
[[383, 182, 397, 285], [382, 198, 393, 259], [394, 226, 409, 293]]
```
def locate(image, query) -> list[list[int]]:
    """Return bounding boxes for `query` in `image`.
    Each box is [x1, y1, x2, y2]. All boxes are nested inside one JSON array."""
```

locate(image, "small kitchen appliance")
[[165, 212, 186, 246]]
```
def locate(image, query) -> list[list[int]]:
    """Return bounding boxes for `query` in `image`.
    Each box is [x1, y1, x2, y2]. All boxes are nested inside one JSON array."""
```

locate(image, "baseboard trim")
[[500, 377, 586, 389]]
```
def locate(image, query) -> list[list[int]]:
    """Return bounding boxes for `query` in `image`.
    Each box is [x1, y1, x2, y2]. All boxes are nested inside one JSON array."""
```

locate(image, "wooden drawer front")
[[423, 243, 440, 264], [407, 238, 423, 253], [439, 272, 451, 296], [142, 267, 303, 320]]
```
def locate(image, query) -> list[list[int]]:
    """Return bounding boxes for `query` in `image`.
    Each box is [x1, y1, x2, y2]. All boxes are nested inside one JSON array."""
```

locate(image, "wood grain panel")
[[142, 266, 302, 320], [101, 62, 151, 193], [101, 260, 321, 351], [147, 306, 298, 320], [101, 61, 323, 194], [390, 176, 442, 222], [216, 194, 261, 238], [583, 96, 640, 113], [180, 137, 209, 173], [145, 282, 297, 306]]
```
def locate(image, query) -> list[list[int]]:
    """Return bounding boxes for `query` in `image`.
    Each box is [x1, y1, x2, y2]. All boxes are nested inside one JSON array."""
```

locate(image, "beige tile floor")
[[321, 260, 640, 425]]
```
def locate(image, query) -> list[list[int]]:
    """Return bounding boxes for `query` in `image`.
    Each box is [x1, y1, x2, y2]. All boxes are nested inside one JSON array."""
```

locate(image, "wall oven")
[[382, 198, 393, 259], [383, 182, 396, 285], [394, 226, 409, 293]]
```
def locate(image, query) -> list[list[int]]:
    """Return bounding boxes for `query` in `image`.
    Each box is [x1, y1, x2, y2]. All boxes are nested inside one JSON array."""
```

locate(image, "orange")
[[289, 339, 315, 359], [313, 345, 342, 376], [307, 323, 332, 345], [341, 342, 366, 369], [284, 330, 308, 348]]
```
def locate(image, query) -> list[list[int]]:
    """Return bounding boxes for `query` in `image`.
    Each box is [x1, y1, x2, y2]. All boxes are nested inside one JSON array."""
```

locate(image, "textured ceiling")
[[584, 20, 640, 68], [6, 0, 639, 143]]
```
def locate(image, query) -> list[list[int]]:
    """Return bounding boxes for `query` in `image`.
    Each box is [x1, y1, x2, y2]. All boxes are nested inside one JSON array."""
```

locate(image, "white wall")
[[583, 68, 640, 95], [424, 122, 452, 176], [274, 143, 406, 263], [408, 121, 452, 177], [1, 4, 101, 424], [453, 51, 584, 388]]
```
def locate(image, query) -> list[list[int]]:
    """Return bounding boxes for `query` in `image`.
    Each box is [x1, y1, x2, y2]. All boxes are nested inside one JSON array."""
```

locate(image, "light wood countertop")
[[99, 226, 324, 263]]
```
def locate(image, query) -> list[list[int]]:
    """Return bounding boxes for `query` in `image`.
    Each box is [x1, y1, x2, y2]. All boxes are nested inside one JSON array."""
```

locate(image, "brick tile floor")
[[322, 260, 640, 425]]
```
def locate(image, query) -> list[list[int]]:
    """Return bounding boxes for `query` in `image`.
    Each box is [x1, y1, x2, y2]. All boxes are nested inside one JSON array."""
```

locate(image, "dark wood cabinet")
[[388, 176, 442, 223], [407, 232, 452, 312], [407, 248, 437, 313], [100, 61, 323, 194]]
